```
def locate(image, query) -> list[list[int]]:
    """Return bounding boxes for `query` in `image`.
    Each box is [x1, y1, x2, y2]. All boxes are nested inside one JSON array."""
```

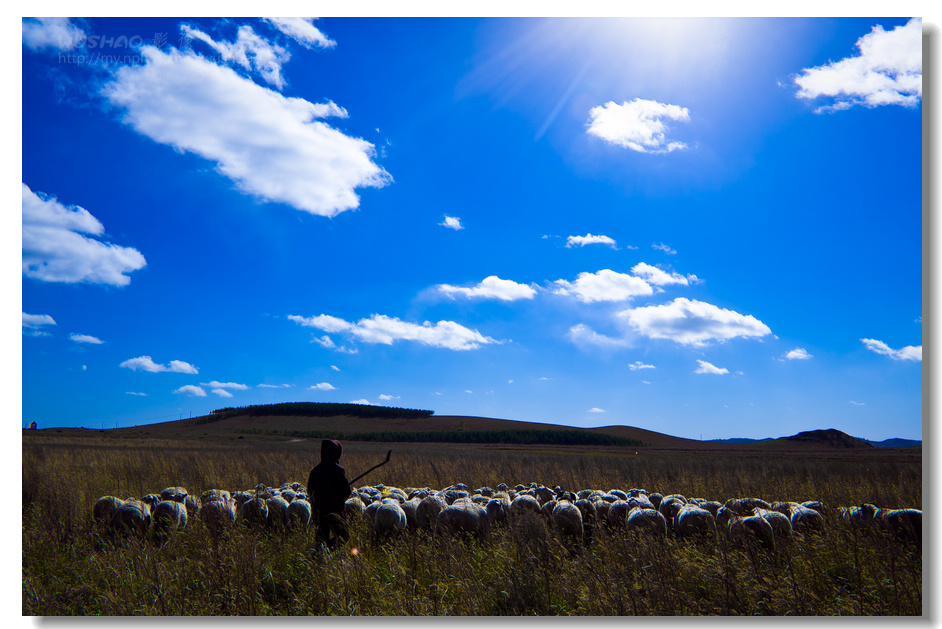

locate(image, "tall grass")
[[22, 434, 921, 615]]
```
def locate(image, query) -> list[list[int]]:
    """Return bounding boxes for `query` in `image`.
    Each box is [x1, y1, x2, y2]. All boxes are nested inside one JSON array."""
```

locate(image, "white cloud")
[[181, 23, 291, 89], [554, 269, 653, 303], [291, 313, 498, 351], [201, 381, 249, 390], [588, 407, 606, 413], [621, 298, 771, 346], [630, 262, 689, 287], [102, 46, 390, 218], [174, 385, 207, 397], [258, 383, 293, 388], [695, 360, 728, 375], [350, 399, 371, 405], [23, 184, 147, 286], [379, 394, 399, 401], [861, 338, 922, 361], [566, 233, 617, 249], [437, 276, 537, 301], [309, 382, 336, 391], [23, 313, 56, 331], [126, 391, 148, 396], [567, 323, 631, 349], [785, 348, 813, 360], [22, 17, 85, 52], [794, 18, 922, 112], [70, 333, 104, 345], [263, 18, 336, 49], [331, 365, 340, 371], [849, 400, 866, 406], [652, 242, 677, 255], [440, 215, 464, 230], [629, 361, 655, 371], [586, 98, 690, 153], [212, 388, 234, 398], [119, 356, 199, 374]]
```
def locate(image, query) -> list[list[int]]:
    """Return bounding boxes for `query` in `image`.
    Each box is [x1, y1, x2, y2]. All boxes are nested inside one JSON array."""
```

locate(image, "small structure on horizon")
[[28, 421, 37, 430]]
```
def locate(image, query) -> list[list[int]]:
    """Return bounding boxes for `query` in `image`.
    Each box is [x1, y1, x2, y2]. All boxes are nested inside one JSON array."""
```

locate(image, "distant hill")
[[764, 428, 875, 449], [866, 437, 922, 449]]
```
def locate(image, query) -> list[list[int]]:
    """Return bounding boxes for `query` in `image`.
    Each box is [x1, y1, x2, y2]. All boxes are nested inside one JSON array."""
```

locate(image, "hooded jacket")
[[307, 440, 351, 518]]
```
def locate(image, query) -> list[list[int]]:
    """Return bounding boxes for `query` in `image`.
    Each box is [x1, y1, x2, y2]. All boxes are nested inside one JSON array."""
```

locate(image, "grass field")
[[22, 430, 922, 616]]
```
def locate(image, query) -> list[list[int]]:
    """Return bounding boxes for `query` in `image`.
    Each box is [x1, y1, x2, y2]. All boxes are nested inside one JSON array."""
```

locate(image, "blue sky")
[[18, 16, 926, 440]]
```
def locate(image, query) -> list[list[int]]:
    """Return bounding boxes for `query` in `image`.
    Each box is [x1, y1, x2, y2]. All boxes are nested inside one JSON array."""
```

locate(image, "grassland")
[[22, 429, 922, 616]]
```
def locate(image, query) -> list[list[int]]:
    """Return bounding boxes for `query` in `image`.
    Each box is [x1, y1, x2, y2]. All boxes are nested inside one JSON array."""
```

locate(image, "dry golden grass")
[[22, 431, 921, 616]]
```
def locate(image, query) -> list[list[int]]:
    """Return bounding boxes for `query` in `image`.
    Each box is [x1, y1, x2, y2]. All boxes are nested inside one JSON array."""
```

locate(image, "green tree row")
[[246, 428, 644, 447]]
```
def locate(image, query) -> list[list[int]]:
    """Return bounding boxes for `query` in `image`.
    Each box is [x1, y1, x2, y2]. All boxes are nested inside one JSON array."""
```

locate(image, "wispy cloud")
[[23, 312, 56, 336], [437, 276, 537, 301], [861, 338, 922, 361], [290, 313, 499, 351], [120, 356, 199, 374], [566, 233, 617, 249], [554, 269, 653, 303], [174, 385, 207, 397], [794, 18, 922, 112], [22, 17, 85, 52], [201, 381, 249, 390], [440, 215, 464, 230], [695, 360, 728, 375], [126, 391, 148, 396], [588, 407, 606, 413], [101, 45, 390, 218], [629, 361, 655, 371], [70, 333, 104, 345], [263, 18, 336, 49], [258, 383, 293, 388], [23, 184, 147, 286], [620, 298, 771, 346], [587, 98, 690, 153], [181, 23, 291, 89], [652, 242, 676, 255], [567, 323, 631, 349]]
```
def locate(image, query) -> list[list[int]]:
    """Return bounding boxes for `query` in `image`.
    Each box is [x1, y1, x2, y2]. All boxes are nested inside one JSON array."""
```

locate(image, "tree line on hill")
[[245, 427, 644, 447], [203, 402, 435, 424]]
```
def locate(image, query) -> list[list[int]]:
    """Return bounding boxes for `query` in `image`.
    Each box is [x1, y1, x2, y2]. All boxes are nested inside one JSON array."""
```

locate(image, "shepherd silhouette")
[[307, 439, 351, 551]]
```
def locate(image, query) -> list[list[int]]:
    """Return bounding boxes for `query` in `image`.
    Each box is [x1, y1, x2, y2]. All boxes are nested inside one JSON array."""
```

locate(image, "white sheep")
[[438, 500, 491, 538], [625, 507, 668, 537], [551, 501, 583, 540], [287, 498, 312, 531], [109, 499, 151, 538], [93, 496, 124, 526], [607, 500, 631, 528], [509, 494, 541, 519], [754, 507, 792, 545], [374, 499, 408, 539], [658, 496, 685, 530], [789, 504, 825, 535], [200, 495, 237, 537], [237, 496, 269, 528], [416, 494, 448, 530], [344, 496, 366, 520], [486, 496, 510, 527], [724, 497, 771, 515], [674, 504, 717, 540], [400, 497, 422, 528], [159, 486, 188, 503], [880, 508, 921, 545], [266, 495, 290, 530], [153, 500, 188, 537], [727, 513, 776, 552]]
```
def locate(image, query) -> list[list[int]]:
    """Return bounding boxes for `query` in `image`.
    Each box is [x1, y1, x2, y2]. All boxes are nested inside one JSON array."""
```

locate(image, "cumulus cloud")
[[586, 98, 690, 153], [630, 262, 690, 287], [861, 338, 922, 361], [201, 381, 249, 390], [23, 184, 147, 286], [263, 18, 336, 49], [629, 361, 655, 371], [309, 382, 336, 391], [794, 18, 922, 112], [620, 298, 771, 346], [101, 46, 390, 218], [22, 17, 85, 52], [695, 360, 729, 375], [566, 233, 617, 249], [290, 313, 498, 351], [437, 276, 537, 301], [70, 333, 104, 345], [181, 23, 291, 89], [440, 215, 464, 230], [785, 348, 813, 360], [120, 356, 199, 374], [554, 269, 653, 303], [174, 385, 207, 397]]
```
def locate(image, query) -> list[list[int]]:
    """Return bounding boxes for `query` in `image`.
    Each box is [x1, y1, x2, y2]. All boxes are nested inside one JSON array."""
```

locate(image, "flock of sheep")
[[93, 482, 922, 554]]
